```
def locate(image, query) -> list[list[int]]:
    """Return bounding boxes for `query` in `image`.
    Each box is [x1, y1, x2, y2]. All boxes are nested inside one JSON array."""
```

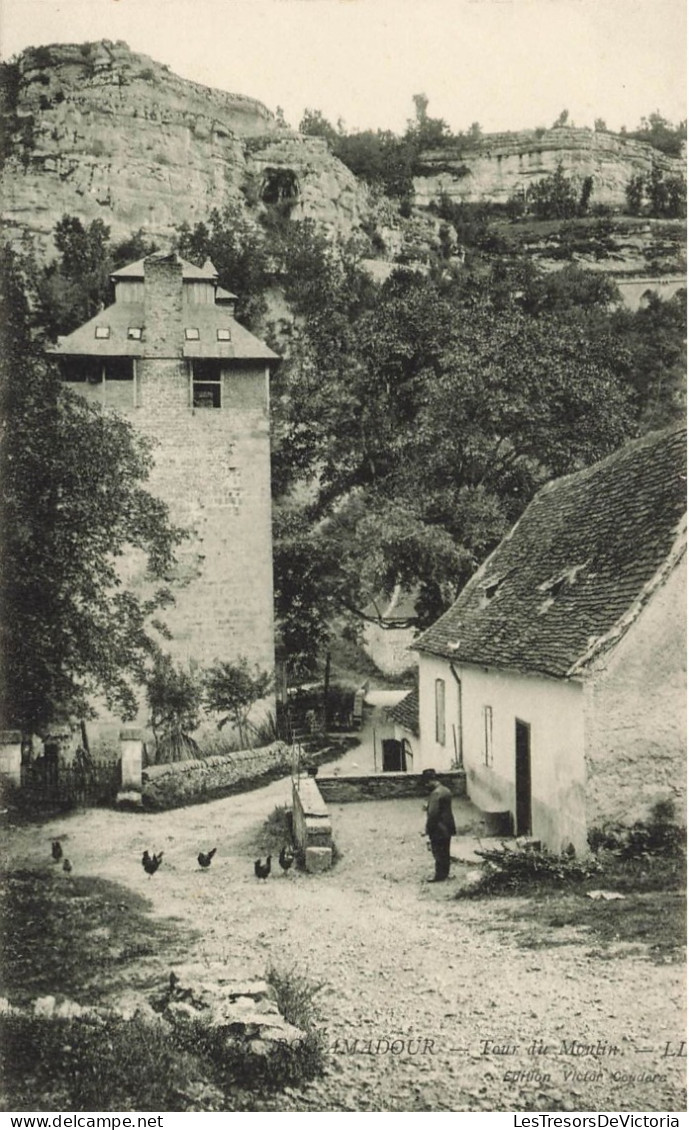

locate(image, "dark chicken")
[[278, 845, 295, 873], [197, 848, 217, 869], [254, 855, 271, 880], [51, 840, 63, 862], [142, 850, 164, 876]]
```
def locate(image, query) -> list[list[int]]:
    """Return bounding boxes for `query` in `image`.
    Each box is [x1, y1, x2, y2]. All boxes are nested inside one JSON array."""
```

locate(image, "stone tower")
[[52, 252, 278, 742]]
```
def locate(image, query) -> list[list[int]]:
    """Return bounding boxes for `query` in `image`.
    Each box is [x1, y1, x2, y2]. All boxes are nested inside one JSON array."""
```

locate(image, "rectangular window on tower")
[[192, 360, 222, 408]]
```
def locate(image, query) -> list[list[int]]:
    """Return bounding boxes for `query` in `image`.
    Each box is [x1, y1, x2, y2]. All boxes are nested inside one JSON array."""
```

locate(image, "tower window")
[[185, 327, 200, 341], [217, 328, 231, 341], [192, 360, 222, 409], [95, 326, 110, 339], [127, 327, 142, 340]]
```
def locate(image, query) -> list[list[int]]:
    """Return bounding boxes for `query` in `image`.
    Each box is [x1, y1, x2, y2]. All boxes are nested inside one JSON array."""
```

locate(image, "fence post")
[[0, 731, 22, 789], [117, 727, 144, 807]]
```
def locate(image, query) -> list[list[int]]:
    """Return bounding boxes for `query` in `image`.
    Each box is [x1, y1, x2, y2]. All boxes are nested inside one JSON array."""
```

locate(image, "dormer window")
[[185, 328, 200, 341], [95, 326, 110, 339], [127, 327, 142, 340], [217, 328, 231, 342]]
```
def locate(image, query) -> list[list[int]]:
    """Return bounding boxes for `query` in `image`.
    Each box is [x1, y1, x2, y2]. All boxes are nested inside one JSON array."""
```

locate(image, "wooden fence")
[[18, 758, 120, 809]]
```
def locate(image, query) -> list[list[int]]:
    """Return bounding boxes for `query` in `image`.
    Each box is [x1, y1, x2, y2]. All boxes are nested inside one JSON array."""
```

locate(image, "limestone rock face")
[[413, 127, 685, 209], [1, 40, 365, 251]]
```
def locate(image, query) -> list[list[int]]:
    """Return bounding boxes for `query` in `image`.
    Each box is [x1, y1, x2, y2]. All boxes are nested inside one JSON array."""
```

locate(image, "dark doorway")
[[515, 719, 531, 836], [382, 738, 406, 772]]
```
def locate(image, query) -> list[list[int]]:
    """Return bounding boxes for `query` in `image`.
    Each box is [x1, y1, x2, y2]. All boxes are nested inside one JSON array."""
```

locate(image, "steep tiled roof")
[[386, 687, 419, 736], [414, 428, 687, 678], [50, 301, 277, 361]]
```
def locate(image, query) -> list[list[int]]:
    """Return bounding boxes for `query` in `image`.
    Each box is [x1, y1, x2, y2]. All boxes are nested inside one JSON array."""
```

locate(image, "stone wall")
[[292, 776, 332, 872], [317, 770, 466, 804], [142, 742, 290, 809], [584, 559, 687, 829]]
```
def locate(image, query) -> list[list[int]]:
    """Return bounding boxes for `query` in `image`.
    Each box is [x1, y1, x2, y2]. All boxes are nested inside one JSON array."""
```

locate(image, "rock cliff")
[[413, 127, 685, 209], [1, 40, 364, 251]]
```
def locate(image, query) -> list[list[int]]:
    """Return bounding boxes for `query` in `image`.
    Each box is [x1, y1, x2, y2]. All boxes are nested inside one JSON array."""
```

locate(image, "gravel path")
[[2, 776, 685, 1113]]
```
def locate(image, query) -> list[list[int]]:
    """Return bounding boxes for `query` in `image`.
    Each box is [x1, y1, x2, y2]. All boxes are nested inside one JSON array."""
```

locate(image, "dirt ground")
[[1, 772, 685, 1114]]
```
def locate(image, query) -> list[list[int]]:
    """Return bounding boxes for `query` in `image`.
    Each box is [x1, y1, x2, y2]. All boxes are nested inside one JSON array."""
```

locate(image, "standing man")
[[422, 768, 456, 882]]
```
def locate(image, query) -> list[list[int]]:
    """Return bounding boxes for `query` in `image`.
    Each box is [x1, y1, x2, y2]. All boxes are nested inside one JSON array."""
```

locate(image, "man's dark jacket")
[[425, 783, 457, 840]]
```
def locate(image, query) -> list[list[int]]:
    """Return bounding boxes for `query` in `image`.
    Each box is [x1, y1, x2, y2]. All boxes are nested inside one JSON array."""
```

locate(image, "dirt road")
[[1, 777, 685, 1112]]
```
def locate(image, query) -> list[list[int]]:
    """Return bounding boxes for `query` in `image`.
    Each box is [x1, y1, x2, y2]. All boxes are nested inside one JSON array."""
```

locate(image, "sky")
[[0, 0, 685, 136]]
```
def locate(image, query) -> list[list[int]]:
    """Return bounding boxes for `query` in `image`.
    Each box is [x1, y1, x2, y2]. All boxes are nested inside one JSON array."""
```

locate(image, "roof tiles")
[[414, 427, 687, 678]]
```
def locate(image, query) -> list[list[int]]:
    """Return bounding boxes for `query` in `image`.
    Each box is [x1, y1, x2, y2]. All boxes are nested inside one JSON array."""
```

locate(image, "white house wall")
[[418, 655, 587, 852], [583, 558, 687, 828]]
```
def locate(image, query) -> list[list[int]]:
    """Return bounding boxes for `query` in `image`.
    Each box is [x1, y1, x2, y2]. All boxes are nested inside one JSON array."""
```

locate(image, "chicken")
[[62, 858, 72, 874], [51, 840, 63, 862], [142, 850, 164, 877], [254, 855, 271, 880], [197, 848, 217, 869], [278, 845, 295, 874]]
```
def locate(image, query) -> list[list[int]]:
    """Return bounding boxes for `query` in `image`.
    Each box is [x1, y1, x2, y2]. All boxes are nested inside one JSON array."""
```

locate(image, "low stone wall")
[[142, 742, 291, 809], [292, 776, 332, 872], [317, 770, 466, 804]]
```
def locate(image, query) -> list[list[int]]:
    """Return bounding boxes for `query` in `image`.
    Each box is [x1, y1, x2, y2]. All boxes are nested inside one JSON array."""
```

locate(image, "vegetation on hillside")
[[2, 89, 686, 695]]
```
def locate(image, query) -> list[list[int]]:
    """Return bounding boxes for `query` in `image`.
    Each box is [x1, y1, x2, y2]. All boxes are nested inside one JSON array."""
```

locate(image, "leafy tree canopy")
[[0, 246, 184, 733]]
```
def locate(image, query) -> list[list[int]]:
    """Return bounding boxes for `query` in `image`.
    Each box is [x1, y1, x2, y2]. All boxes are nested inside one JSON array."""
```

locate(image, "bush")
[[456, 841, 602, 898], [588, 800, 686, 859]]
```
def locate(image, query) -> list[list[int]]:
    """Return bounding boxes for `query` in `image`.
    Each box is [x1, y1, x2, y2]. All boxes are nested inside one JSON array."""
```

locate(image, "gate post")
[[0, 731, 22, 789], [117, 727, 144, 807]]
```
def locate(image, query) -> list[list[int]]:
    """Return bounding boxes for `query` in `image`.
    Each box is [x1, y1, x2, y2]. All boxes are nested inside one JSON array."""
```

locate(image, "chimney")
[[143, 253, 184, 357]]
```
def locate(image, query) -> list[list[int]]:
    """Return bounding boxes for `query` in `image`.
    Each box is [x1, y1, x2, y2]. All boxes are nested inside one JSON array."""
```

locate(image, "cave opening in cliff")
[[260, 167, 300, 210]]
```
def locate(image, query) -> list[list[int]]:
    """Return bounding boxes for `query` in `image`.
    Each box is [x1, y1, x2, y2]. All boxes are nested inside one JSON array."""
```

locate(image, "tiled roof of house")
[[414, 427, 687, 678], [386, 687, 419, 736], [50, 301, 278, 361]]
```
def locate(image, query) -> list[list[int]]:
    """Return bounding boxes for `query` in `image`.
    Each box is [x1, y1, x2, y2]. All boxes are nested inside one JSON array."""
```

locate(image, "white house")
[[413, 427, 687, 854]]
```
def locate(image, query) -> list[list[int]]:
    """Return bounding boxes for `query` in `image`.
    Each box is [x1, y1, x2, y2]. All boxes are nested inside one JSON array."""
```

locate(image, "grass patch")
[[0, 1014, 217, 1113], [458, 824, 686, 962], [256, 803, 293, 855], [0, 868, 191, 1007], [0, 865, 328, 1110]]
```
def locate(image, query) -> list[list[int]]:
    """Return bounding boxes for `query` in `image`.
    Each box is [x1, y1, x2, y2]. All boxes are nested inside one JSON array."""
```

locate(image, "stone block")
[[305, 846, 332, 873]]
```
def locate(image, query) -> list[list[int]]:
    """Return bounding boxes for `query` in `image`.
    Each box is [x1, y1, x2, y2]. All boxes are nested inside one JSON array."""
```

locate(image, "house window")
[[483, 705, 493, 766], [435, 678, 446, 746], [95, 326, 110, 339], [217, 328, 231, 342], [185, 328, 200, 341], [127, 327, 142, 340], [192, 360, 222, 409]]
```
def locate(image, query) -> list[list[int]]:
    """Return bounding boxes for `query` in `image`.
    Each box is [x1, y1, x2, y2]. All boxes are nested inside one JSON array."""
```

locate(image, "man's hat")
[[421, 768, 438, 781]]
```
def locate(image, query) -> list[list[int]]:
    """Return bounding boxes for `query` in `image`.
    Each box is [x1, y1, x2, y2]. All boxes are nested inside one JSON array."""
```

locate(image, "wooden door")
[[515, 719, 532, 836]]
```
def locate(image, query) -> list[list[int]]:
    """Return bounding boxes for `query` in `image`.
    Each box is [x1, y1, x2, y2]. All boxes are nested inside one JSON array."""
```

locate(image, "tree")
[[526, 163, 579, 219], [0, 247, 185, 735], [625, 173, 645, 215], [553, 109, 570, 128], [176, 203, 269, 327], [37, 215, 114, 337], [203, 658, 273, 747], [272, 267, 638, 665], [594, 118, 607, 132], [299, 107, 339, 147], [145, 653, 202, 762]]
